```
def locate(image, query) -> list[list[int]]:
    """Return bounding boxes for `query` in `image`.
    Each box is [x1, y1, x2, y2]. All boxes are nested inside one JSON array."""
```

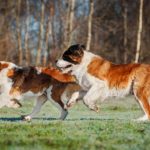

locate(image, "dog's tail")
[[41, 66, 76, 83]]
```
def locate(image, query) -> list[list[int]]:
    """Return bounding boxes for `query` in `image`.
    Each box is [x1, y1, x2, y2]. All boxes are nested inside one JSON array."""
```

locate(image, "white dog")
[[56, 44, 150, 121]]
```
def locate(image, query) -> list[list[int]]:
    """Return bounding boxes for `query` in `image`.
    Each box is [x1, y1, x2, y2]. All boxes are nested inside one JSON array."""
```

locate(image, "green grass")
[[0, 96, 150, 150]]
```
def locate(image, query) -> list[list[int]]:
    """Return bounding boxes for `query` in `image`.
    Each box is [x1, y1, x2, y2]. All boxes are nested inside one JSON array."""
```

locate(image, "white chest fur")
[[71, 52, 95, 90], [71, 51, 131, 101], [72, 52, 106, 91]]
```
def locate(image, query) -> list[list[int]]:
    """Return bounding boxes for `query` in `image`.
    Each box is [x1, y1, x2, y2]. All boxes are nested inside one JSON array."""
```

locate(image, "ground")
[[0, 96, 150, 150]]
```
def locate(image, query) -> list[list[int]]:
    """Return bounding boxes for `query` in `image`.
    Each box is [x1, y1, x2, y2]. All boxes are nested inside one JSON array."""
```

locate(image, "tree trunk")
[[16, 0, 23, 65], [63, 0, 69, 49], [123, 0, 128, 63], [68, 0, 75, 47], [25, 0, 30, 66], [43, 2, 54, 66], [64, 0, 75, 49], [36, 0, 45, 66], [86, 0, 94, 51], [135, 0, 144, 63]]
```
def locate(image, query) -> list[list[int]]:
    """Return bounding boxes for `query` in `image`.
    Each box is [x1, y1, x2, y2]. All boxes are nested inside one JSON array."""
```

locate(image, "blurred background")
[[0, 0, 149, 66]]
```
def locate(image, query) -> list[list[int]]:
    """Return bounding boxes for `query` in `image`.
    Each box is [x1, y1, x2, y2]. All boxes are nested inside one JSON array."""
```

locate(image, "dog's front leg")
[[66, 90, 86, 108], [83, 85, 103, 112]]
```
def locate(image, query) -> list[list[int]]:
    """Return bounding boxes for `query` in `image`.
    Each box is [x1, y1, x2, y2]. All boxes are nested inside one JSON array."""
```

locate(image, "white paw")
[[66, 101, 75, 108], [134, 115, 149, 122], [64, 104, 68, 110], [24, 116, 32, 121]]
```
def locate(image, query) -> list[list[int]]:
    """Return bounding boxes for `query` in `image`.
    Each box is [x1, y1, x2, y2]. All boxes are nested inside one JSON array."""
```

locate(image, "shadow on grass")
[[0, 117, 22, 122], [0, 117, 60, 122], [0, 117, 126, 122], [66, 118, 125, 121], [35, 117, 125, 121]]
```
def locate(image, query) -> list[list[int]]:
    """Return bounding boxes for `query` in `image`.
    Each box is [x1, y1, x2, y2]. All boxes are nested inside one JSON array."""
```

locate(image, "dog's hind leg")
[[50, 86, 68, 120], [57, 100, 68, 120], [23, 94, 47, 121], [134, 88, 150, 121], [49, 97, 68, 120]]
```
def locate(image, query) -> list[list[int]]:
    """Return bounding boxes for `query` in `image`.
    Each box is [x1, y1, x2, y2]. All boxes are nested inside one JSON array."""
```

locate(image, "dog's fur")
[[0, 61, 76, 121], [56, 44, 150, 121]]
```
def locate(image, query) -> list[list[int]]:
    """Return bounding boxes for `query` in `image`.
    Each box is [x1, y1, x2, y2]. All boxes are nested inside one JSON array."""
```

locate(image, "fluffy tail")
[[41, 66, 76, 83]]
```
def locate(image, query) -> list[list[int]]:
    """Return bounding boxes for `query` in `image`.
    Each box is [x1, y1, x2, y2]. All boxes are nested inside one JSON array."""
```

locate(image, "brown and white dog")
[[56, 44, 150, 121], [0, 61, 76, 121]]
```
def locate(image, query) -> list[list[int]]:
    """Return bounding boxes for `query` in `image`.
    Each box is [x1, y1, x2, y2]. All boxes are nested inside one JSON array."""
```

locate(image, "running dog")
[[0, 61, 76, 121], [56, 44, 150, 121]]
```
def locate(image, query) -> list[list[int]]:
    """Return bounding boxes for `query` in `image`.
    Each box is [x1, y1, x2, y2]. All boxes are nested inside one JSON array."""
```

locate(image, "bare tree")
[[36, 0, 45, 66], [135, 0, 144, 63], [68, 0, 75, 47], [25, 0, 30, 66], [63, 1, 69, 49], [43, 2, 54, 66], [86, 0, 94, 51], [16, 0, 23, 65], [64, 0, 75, 49], [123, 0, 128, 63]]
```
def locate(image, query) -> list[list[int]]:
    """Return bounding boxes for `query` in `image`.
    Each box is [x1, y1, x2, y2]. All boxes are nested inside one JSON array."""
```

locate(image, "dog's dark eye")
[[63, 55, 69, 61], [74, 50, 83, 56], [62, 54, 78, 64]]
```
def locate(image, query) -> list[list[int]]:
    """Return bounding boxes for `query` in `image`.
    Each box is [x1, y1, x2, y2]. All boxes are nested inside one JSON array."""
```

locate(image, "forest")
[[0, 0, 149, 66]]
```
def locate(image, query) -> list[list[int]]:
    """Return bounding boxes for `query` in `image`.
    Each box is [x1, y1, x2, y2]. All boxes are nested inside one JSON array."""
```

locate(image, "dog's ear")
[[79, 44, 86, 50], [23, 67, 31, 76], [75, 44, 84, 56]]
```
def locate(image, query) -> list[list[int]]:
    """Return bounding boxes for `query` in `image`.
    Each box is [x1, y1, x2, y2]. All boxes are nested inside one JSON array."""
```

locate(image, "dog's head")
[[56, 44, 85, 73]]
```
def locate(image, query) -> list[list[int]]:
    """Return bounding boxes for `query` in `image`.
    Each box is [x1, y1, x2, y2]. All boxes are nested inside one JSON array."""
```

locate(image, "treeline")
[[0, 0, 149, 66]]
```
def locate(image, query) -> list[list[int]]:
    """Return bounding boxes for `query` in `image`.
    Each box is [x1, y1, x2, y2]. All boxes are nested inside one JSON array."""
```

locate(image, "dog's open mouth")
[[58, 64, 73, 74], [60, 64, 72, 70]]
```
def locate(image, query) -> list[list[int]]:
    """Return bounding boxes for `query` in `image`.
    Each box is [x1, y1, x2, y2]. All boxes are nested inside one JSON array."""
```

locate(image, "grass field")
[[0, 96, 150, 150]]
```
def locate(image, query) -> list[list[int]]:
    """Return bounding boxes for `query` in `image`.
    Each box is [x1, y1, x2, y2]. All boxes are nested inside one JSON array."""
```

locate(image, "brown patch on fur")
[[8, 66, 79, 115], [88, 57, 150, 119], [9, 66, 76, 96], [9, 86, 20, 95], [87, 57, 142, 89], [106, 64, 141, 89], [51, 82, 80, 109], [41, 66, 76, 83], [0, 63, 9, 71], [51, 80, 67, 108], [87, 57, 111, 80], [12, 67, 53, 94], [7, 69, 15, 77]]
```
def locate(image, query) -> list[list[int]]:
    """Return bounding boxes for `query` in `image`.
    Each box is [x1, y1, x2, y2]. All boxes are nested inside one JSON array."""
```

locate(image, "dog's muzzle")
[[56, 59, 71, 69]]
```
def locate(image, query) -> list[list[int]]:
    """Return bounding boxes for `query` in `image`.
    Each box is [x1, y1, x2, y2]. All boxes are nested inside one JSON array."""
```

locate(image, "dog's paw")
[[95, 106, 100, 113], [133, 115, 149, 122], [21, 115, 32, 122], [64, 104, 68, 110], [90, 105, 100, 113], [66, 101, 75, 109]]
